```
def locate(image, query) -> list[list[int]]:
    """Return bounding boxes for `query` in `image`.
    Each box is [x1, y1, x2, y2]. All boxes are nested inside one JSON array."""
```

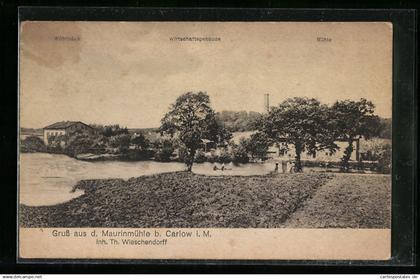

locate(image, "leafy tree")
[[159, 92, 220, 171], [330, 98, 380, 171], [245, 132, 270, 160], [261, 97, 335, 172]]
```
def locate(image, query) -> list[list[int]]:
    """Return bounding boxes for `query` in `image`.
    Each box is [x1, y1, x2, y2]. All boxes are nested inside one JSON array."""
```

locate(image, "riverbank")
[[20, 172, 332, 228]]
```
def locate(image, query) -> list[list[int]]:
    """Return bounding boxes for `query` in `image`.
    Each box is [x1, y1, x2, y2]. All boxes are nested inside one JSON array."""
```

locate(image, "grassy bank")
[[20, 172, 332, 228], [283, 174, 391, 228]]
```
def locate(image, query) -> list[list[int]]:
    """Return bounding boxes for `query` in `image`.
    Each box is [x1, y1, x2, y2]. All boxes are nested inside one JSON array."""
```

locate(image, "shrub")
[[194, 149, 207, 163], [206, 150, 218, 163], [93, 124, 129, 137], [130, 133, 149, 151], [377, 143, 391, 174], [125, 149, 154, 161], [177, 145, 188, 163], [20, 136, 46, 153], [360, 138, 392, 174], [64, 133, 94, 157], [46, 135, 66, 154], [153, 139, 174, 162], [246, 132, 269, 160], [231, 142, 249, 164], [109, 134, 131, 153], [217, 149, 232, 163]]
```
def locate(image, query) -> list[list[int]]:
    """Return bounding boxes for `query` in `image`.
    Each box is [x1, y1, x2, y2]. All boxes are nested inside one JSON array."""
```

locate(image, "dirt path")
[[282, 174, 391, 228]]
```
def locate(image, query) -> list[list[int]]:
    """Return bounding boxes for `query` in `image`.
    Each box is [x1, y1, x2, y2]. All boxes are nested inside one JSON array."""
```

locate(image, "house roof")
[[44, 121, 92, 130]]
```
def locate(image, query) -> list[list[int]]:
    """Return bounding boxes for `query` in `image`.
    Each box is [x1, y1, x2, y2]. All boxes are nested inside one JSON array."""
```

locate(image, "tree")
[[261, 97, 335, 172], [330, 98, 380, 171], [245, 132, 270, 160], [159, 92, 220, 171]]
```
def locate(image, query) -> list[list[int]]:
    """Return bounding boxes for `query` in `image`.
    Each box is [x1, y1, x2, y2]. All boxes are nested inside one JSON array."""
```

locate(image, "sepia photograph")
[[18, 21, 392, 259]]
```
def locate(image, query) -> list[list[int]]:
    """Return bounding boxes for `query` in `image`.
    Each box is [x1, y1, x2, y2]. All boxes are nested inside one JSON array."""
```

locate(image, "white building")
[[43, 121, 93, 145]]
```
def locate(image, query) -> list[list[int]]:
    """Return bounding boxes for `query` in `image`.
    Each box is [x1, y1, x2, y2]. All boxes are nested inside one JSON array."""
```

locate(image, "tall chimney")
[[264, 93, 270, 113]]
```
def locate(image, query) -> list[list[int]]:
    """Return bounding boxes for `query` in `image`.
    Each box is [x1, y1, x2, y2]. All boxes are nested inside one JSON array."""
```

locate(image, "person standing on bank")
[[289, 160, 295, 173], [281, 160, 288, 173]]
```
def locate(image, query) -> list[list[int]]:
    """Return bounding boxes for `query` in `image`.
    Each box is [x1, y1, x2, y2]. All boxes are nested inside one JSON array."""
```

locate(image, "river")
[[19, 153, 273, 206]]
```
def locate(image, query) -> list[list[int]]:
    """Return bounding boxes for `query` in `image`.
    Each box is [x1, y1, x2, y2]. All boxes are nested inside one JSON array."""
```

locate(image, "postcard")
[[18, 21, 392, 260]]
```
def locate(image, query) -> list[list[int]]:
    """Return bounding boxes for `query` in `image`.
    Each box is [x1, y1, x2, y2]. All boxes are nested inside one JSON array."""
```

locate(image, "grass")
[[283, 174, 391, 228], [20, 172, 391, 228], [20, 171, 332, 228]]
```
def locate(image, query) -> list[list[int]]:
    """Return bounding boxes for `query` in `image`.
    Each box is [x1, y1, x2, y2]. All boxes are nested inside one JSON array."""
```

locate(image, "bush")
[[246, 132, 269, 160], [231, 142, 249, 164], [64, 133, 94, 157], [125, 149, 154, 161], [217, 149, 232, 163], [360, 138, 392, 174], [376, 143, 391, 174], [194, 150, 207, 163], [93, 124, 129, 137], [20, 136, 46, 153], [206, 150, 218, 163], [177, 145, 188, 163], [153, 139, 174, 162], [46, 135, 66, 154], [109, 134, 131, 153], [130, 133, 149, 151]]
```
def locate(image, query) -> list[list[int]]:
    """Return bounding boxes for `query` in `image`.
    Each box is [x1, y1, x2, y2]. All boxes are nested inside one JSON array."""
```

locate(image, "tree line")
[[215, 110, 391, 139], [20, 91, 390, 173], [159, 92, 386, 172]]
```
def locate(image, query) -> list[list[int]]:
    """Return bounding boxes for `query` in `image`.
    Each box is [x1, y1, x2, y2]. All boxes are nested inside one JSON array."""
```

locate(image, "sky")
[[20, 21, 392, 129]]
